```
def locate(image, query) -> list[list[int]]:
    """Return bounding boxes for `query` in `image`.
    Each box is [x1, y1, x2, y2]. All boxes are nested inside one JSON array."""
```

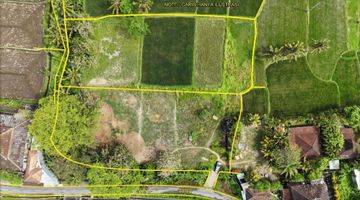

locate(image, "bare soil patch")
[[117, 132, 156, 164], [93, 103, 155, 163]]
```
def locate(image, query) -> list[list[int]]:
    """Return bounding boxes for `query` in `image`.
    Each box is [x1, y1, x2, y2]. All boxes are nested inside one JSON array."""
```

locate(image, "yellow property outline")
[[0, 0, 268, 199]]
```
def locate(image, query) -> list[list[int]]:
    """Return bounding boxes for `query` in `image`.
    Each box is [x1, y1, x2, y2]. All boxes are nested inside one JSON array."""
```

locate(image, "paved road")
[[0, 185, 237, 200]]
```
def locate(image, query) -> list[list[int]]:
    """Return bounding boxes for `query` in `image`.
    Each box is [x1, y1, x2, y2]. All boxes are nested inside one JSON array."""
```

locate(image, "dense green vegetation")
[[318, 113, 344, 158], [141, 18, 195, 86], [222, 20, 254, 92], [193, 18, 225, 88], [29, 95, 98, 155], [254, 106, 359, 185], [332, 51, 360, 106], [215, 173, 242, 197], [337, 161, 360, 200], [85, 0, 111, 16]]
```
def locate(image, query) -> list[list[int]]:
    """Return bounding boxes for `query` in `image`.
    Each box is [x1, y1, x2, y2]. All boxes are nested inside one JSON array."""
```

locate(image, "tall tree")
[[134, 0, 153, 13]]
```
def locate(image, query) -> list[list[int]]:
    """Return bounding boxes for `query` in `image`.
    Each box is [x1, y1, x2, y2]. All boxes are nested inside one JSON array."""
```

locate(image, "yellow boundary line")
[[1, 193, 214, 200], [61, 85, 243, 96], [0, 184, 239, 200], [0, 46, 64, 52], [52, 2, 267, 171], [29, 0, 268, 198], [66, 13, 255, 21]]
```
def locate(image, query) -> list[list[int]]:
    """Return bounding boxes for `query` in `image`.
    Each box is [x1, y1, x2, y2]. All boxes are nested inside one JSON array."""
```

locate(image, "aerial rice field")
[[193, 18, 225, 88], [229, 0, 263, 17], [243, 88, 269, 114], [141, 18, 195, 86], [307, 0, 348, 80], [346, 0, 360, 50], [332, 51, 360, 106], [266, 58, 339, 115]]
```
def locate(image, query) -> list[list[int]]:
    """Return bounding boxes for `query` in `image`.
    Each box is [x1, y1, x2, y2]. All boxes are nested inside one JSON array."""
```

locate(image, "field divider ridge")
[[65, 13, 255, 21]]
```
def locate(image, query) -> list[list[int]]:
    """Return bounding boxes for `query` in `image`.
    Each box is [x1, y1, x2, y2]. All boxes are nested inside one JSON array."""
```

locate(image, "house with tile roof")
[[0, 113, 30, 172], [340, 127, 358, 159], [246, 188, 274, 200], [289, 126, 321, 159], [24, 150, 59, 186], [282, 181, 329, 200]]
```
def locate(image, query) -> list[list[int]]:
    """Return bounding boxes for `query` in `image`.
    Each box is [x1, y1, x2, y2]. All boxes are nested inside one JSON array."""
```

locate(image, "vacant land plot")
[[243, 88, 269, 114], [79, 18, 142, 87], [60, 89, 241, 170], [346, 0, 360, 50], [193, 18, 225, 88], [0, 2, 46, 100], [307, 0, 348, 80], [332, 51, 360, 106], [231, 122, 262, 169], [141, 18, 195, 86], [222, 20, 254, 92], [266, 58, 339, 115]]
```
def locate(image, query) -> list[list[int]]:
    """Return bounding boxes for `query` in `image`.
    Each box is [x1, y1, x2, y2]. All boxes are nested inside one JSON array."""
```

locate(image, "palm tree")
[[134, 0, 153, 13], [109, 0, 133, 14], [108, 0, 122, 14]]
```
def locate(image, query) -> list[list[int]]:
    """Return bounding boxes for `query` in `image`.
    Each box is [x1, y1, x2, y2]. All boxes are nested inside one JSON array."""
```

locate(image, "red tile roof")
[[287, 183, 329, 200], [340, 128, 358, 159], [289, 126, 321, 159], [246, 189, 273, 200], [0, 116, 29, 172]]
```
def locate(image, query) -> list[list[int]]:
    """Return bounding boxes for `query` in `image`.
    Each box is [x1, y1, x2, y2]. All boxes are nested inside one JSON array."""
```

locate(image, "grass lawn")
[[332, 51, 360, 106], [85, 0, 111, 16], [193, 18, 225, 88], [141, 18, 195, 86], [243, 88, 269, 114], [266, 58, 339, 116], [79, 18, 142, 86], [196, 0, 228, 15], [222, 20, 254, 92], [346, 0, 360, 50], [151, 0, 196, 13], [229, 0, 263, 17], [307, 0, 348, 80]]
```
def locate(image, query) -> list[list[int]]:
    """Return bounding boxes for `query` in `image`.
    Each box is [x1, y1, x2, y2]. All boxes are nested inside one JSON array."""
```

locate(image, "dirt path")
[[172, 146, 226, 165]]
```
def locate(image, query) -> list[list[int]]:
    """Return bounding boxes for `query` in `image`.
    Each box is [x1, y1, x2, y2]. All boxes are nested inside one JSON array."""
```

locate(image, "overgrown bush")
[[318, 114, 344, 158], [344, 106, 360, 132], [29, 95, 98, 155]]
